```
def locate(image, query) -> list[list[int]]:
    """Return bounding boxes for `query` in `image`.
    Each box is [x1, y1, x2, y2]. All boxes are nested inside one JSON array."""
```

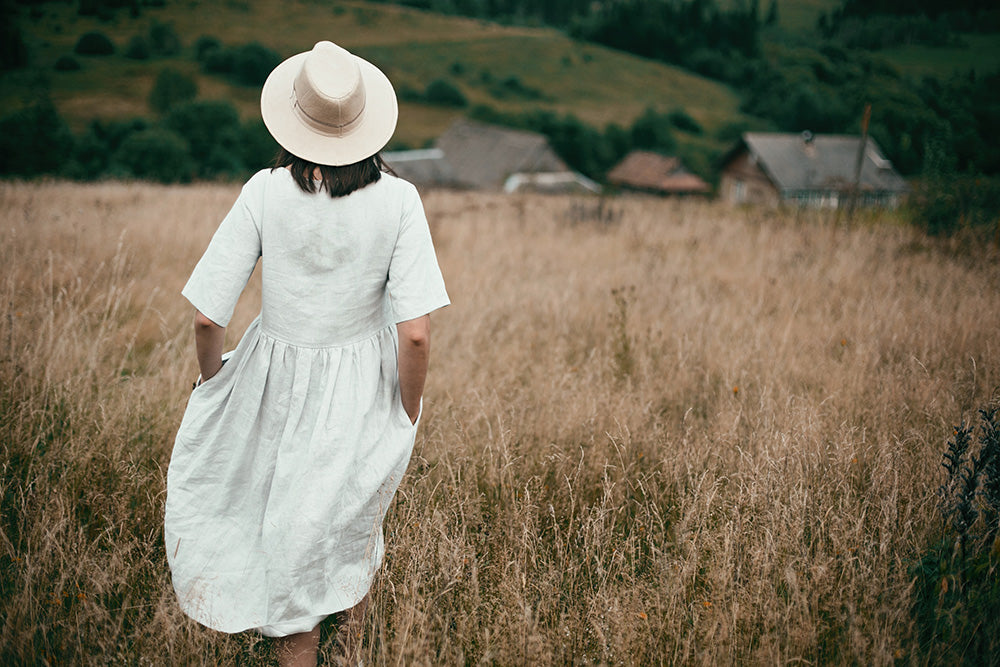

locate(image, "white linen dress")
[[164, 168, 449, 637]]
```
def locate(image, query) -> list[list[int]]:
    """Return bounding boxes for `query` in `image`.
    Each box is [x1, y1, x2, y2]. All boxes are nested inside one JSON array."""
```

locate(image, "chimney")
[[801, 130, 816, 158]]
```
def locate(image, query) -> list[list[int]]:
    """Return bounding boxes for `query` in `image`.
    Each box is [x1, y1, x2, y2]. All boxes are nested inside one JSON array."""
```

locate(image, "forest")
[[376, 0, 1000, 178]]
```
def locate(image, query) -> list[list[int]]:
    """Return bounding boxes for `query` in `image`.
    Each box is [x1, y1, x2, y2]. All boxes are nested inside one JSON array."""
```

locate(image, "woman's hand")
[[194, 311, 226, 382], [397, 315, 430, 424]]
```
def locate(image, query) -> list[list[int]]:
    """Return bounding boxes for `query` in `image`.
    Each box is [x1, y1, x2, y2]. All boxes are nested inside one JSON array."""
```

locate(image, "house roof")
[[434, 119, 569, 189], [727, 132, 908, 194], [606, 150, 710, 194], [383, 148, 457, 188]]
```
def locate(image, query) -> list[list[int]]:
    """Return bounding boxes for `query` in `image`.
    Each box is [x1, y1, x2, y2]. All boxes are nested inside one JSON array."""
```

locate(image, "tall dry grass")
[[1, 180, 998, 665]]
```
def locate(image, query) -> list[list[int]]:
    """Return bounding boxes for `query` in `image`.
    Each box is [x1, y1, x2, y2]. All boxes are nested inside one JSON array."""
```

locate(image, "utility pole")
[[847, 103, 872, 222]]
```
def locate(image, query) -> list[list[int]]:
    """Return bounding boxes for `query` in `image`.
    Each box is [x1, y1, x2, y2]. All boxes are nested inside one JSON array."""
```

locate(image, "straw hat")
[[261, 41, 398, 166]]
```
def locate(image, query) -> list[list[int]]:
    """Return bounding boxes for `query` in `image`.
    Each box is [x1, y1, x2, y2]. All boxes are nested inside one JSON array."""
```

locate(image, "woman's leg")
[[273, 625, 320, 667]]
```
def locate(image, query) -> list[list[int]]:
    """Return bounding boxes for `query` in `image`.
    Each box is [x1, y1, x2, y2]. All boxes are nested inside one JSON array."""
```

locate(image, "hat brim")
[[261, 50, 398, 166]]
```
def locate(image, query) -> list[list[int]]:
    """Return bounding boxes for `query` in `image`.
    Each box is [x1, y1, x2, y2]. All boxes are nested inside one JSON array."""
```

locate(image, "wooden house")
[[719, 132, 908, 208], [606, 150, 710, 196], [385, 119, 599, 193]]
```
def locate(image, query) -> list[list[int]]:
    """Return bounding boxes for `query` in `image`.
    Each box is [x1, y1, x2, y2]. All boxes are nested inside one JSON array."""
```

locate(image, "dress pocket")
[[191, 351, 235, 393], [395, 393, 422, 429]]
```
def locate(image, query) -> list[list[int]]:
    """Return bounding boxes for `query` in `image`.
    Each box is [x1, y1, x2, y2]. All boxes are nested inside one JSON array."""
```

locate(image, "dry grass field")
[[2, 180, 999, 665]]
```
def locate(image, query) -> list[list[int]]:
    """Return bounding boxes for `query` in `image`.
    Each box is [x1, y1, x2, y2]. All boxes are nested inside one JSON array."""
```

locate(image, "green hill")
[[3, 0, 998, 187], [3, 0, 747, 153]]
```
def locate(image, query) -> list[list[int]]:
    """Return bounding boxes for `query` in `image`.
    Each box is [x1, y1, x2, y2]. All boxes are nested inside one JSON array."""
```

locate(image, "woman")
[[164, 41, 449, 666]]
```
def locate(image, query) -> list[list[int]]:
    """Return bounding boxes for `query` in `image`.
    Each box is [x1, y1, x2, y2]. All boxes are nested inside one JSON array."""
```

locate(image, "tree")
[[630, 108, 677, 154], [164, 100, 245, 177], [425, 79, 468, 107], [113, 128, 193, 183], [765, 0, 779, 26], [148, 68, 198, 114], [124, 35, 151, 60], [148, 20, 181, 57], [74, 31, 115, 56], [0, 99, 75, 177], [231, 42, 281, 86]]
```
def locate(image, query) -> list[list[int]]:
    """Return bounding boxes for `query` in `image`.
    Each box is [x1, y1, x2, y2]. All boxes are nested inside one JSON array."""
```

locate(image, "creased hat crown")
[[291, 42, 365, 137]]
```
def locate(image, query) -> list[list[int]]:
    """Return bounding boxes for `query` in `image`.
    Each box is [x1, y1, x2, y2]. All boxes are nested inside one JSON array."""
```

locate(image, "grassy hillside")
[[4, 0, 746, 151], [3, 182, 1000, 663], [4, 0, 996, 185]]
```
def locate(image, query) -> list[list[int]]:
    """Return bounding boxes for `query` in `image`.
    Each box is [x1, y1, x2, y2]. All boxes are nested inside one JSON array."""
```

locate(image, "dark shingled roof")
[[434, 119, 569, 189], [737, 132, 908, 194], [383, 148, 457, 188], [607, 151, 710, 194]]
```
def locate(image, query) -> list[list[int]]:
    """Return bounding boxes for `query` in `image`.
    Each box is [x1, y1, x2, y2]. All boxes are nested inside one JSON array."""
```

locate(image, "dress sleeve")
[[181, 177, 263, 327], [387, 185, 450, 323]]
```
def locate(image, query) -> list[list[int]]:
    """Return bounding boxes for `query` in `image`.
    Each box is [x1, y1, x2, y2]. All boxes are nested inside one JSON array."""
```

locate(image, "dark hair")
[[271, 148, 393, 197]]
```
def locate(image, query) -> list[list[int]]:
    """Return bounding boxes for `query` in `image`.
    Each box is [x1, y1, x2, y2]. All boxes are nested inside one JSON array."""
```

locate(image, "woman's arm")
[[397, 315, 430, 424], [194, 310, 226, 382]]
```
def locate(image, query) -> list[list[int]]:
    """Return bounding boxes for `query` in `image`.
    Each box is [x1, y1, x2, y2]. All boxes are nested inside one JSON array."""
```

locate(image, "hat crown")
[[291, 41, 365, 137]]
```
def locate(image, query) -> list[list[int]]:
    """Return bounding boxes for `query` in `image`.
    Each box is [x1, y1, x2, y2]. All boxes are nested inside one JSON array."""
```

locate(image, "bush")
[[531, 111, 614, 179], [124, 35, 151, 60], [425, 78, 467, 107], [85, 117, 150, 156], [112, 128, 193, 183], [66, 129, 111, 179], [489, 75, 543, 101], [165, 99, 240, 149], [202, 145, 246, 178], [396, 83, 425, 103], [148, 20, 181, 57], [203, 41, 281, 87], [54, 55, 81, 71], [74, 31, 115, 56], [164, 99, 244, 177], [194, 35, 222, 63], [65, 117, 151, 179], [908, 126, 1000, 239], [231, 42, 281, 86], [911, 408, 1000, 661], [148, 68, 198, 114], [0, 99, 75, 177], [203, 47, 235, 75], [667, 108, 703, 135], [715, 120, 769, 145], [912, 175, 1000, 239], [629, 108, 676, 154]]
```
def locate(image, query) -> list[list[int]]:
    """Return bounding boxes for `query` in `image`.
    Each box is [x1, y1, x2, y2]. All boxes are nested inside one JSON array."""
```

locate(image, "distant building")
[[382, 148, 456, 187], [719, 132, 908, 208], [385, 119, 599, 194], [606, 150, 710, 196]]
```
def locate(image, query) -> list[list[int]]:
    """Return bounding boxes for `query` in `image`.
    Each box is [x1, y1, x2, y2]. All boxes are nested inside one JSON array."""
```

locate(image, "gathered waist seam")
[[257, 318, 394, 349]]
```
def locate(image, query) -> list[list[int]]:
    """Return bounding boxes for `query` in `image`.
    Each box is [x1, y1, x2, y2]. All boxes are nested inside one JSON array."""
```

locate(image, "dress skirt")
[[164, 316, 419, 636]]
